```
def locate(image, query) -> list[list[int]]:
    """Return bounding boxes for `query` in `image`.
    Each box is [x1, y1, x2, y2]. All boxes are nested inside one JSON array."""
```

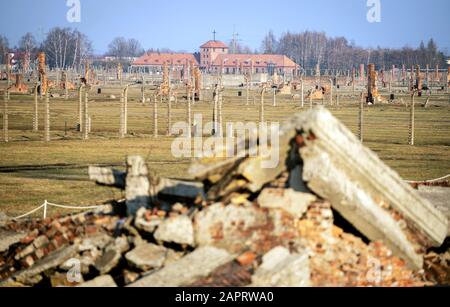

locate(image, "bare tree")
[[127, 38, 144, 57], [42, 27, 92, 69], [261, 30, 278, 54], [0, 35, 9, 64]]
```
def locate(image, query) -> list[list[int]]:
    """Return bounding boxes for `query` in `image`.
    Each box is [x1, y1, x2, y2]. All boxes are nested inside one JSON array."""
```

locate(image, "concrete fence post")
[[44, 94, 50, 142], [358, 92, 364, 143], [83, 88, 89, 140], [78, 85, 84, 132], [260, 86, 266, 123], [409, 91, 416, 146], [3, 91, 8, 142], [120, 90, 125, 138], [33, 83, 39, 132], [124, 85, 129, 136], [167, 88, 172, 136], [300, 79, 304, 108]]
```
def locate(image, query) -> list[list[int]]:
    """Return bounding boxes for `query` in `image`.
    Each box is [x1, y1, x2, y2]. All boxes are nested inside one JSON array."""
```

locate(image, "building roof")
[[132, 53, 199, 66], [200, 40, 229, 49], [212, 54, 298, 68]]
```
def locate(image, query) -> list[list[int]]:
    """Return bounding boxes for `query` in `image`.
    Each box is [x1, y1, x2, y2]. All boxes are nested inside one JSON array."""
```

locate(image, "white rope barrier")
[[13, 200, 102, 221], [406, 174, 450, 184]]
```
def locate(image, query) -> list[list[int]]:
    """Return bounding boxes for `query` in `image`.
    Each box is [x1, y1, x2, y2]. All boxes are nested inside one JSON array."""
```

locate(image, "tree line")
[[261, 30, 448, 71], [1, 28, 447, 71]]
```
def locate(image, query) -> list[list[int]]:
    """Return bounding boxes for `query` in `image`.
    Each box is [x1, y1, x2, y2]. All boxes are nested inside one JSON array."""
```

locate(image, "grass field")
[[0, 84, 449, 217]]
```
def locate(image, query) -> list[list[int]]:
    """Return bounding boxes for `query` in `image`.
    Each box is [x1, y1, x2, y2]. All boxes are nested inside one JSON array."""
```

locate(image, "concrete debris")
[[125, 243, 167, 271], [0, 229, 26, 253], [154, 215, 195, 247], [94, 247, 121, 275], [78, 275, 117, 287], [251, 246, 310, 287], [1, 109, 448, 287], [257, 188, 315, 218], [128, 246, 234, 287]]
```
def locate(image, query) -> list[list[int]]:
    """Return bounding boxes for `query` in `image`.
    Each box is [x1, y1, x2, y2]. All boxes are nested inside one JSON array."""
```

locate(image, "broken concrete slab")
[[13, 245, 78, 285], [125, 243, 167, 271], [135, 207, 162, 233], [194, 203, 269, 253], [126, 156, 150, 216], [90, 163, 205, 205], [0, 229, 26, 253], [194, 203, 298, 254], [89, 166, 126, 189], [154, 215, 195, 246], [0, 212, 10, 227], [128, 246, 234, 287], [257, 188, 315, 219], [94, 248, 121, 275], [78, 233, 114, 252], [251, 246, 310, 287], [78, 275, 117, 287], [417, 186, 450, 235], [295, 108, 448, 269]]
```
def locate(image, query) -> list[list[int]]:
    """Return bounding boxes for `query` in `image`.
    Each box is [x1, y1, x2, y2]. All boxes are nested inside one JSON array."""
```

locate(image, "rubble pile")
[[0, 108, 448, 287]]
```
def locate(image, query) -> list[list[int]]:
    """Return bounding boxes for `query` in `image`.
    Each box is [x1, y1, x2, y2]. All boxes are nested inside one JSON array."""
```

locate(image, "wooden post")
[[409, 91, 415, 146], [33, 83, 39, 132], [78, 85, 84, 132], [309, 89, 313, 110], [44, 94, 50, 142], [358, 92, 364, 143], [336, 94, 340, 108], [3, 91, 8, 142], [83, 88, 89, 140]]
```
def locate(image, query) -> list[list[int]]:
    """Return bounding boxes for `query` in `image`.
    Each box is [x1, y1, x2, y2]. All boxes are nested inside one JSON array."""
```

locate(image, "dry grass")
[[0, 84, 448, 217]]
